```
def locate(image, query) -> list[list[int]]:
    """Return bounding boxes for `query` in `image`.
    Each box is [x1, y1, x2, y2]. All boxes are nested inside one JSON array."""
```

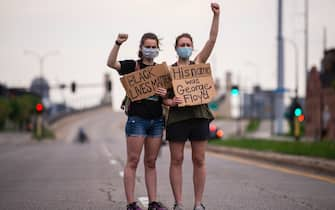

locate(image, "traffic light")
[[289, 98, 304, 140], [292, 100, 304, 122], [59, 83, 66, 89], [297, 115, 305, 122], [294, 107, 302, 117], [71, 81, 76, 93], [231, 85, 239, 96], [209, 102, 219, 111], [106, 80, 112, 92], [35, 103, 44, 113]]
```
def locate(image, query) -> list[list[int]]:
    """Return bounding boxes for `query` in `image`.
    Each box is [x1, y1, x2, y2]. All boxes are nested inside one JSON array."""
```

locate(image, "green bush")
[[0, 97, 12, 130], [246, 119, 261, 132], [9, 94, 40, 130]]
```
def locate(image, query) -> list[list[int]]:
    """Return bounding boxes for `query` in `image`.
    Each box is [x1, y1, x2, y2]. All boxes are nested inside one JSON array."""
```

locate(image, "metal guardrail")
[[46, 104, 112, 125]]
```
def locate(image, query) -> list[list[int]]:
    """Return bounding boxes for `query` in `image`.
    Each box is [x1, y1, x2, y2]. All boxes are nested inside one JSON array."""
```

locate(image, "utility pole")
[[323, 27, 327, 52], [304, 0, 309, 85], [285, 39, 299, 98], [275, 0, 285, 135]]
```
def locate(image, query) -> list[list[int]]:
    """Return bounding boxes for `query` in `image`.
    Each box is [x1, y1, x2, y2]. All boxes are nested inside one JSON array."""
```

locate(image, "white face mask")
[[142, 47, 159, 59]]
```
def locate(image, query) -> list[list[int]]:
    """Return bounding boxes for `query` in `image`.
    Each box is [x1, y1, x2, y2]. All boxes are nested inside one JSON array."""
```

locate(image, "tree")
[[0, 97, 11, 130], [9, 94, 39, 130]]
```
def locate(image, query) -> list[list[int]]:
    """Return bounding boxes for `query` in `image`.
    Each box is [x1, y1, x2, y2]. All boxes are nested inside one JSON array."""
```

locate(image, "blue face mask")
[[142, 47, 159, 59], [176, 47, 192, 59]]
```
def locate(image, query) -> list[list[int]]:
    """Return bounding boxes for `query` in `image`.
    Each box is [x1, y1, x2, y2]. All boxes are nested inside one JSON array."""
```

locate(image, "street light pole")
[[24, 50, 59, 98], [285, 39, 299, 98], [275, 0, 285, 135], [304, 0, 309, 86], [24, 50, 59, 79]]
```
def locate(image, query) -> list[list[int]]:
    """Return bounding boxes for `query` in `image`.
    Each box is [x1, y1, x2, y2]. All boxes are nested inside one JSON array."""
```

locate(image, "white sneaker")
[[173, 203, 184, 210], [193, 203, 205, 210]]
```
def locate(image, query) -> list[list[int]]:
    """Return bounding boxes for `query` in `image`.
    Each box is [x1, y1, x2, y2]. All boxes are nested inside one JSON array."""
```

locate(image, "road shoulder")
[[206, 144, 335, 177]]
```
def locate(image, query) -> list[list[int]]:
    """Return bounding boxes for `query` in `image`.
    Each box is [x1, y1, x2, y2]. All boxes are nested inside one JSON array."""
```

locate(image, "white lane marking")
[[103, 144, 124, 179], [109, 159, 117, 165], [138, 196, 149, 208], [101, 144, 112, 157]]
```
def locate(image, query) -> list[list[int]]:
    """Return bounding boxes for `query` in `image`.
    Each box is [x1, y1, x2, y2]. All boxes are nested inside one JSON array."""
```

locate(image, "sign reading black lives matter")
[[170, 63, 216, 106], [120, 62, 171, 101]]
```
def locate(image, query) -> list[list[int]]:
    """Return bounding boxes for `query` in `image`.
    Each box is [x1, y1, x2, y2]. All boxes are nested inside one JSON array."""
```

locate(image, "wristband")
[[115, 40, 122, 46]]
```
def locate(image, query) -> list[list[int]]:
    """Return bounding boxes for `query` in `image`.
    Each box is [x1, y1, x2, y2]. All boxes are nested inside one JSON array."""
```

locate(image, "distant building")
[[0, 84, 8, 96], [305, 49, 335, 140], [30, 77, 50, 99], [242, 86, 276, 120], [0, 83, 32, 98], [320, 49, 335, 88]]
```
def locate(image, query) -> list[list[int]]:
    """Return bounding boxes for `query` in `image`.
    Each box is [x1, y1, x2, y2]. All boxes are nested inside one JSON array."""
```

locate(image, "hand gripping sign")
[[120, 62, 172, 101], [169, 63, 216, 107]]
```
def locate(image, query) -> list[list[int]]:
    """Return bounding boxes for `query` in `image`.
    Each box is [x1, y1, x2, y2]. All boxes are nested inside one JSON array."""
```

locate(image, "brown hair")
[[175, 33, 193, 49], [138, 32, 160, 58]]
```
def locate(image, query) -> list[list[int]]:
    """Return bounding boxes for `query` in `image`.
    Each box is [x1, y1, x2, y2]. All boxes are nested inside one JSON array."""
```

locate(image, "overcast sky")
[[1, 0, 334, 108]]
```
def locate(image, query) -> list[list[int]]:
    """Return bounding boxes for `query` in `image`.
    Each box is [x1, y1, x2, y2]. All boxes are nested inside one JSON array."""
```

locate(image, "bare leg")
[[124, 136, 145, 204], [144, 137, 162, 202], [169, 141, 185, 205], [191, 140, 207, 207]]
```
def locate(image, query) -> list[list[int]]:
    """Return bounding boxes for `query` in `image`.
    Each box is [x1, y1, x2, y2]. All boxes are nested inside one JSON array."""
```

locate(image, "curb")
[[206, 144, 335, 177]]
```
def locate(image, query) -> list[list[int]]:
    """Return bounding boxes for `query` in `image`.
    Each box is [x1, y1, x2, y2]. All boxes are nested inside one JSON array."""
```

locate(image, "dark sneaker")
[[127, 202, 143, 210], [193, 203, 205, 210], [148, 201, 167, 210], [173, 203, 184, 210]]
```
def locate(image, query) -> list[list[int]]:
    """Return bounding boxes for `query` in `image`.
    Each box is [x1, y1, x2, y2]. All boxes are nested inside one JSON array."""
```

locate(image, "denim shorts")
[[125, 116, 164, 138]]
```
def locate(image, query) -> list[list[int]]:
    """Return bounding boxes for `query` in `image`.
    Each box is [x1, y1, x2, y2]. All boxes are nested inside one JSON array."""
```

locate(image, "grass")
[[209, 138, 335, 160], [246, 119, 261, 132], [33, 126, 55, 140]]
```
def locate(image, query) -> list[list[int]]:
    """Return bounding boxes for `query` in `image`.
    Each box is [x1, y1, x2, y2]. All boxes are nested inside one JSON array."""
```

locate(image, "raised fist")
[[116, 33, 128, 44], [211, 3, 220, 15]]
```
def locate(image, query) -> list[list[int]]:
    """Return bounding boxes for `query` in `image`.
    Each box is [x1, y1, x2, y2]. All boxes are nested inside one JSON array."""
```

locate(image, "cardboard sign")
[[170, 63, 216, 106], [120, 62, 171, 101]]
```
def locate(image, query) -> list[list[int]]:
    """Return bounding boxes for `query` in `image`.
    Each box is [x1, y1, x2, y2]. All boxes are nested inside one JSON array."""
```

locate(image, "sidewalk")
[[206, 144, 335, 177], [213, 119, 292, 140], [0, 132, 34, 145]]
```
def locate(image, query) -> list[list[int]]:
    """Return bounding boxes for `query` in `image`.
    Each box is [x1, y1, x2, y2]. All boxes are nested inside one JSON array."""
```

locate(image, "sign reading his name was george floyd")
[[120, 62, 171, 101], [170, 63, 216, 106]]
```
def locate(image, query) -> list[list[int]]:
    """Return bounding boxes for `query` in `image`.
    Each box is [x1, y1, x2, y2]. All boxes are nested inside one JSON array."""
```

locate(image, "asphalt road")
[[0, 107, 334, 210]]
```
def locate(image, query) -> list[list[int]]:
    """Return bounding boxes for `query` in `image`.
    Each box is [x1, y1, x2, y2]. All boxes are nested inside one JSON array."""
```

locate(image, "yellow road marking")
[[208, 151, 335, 184]]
